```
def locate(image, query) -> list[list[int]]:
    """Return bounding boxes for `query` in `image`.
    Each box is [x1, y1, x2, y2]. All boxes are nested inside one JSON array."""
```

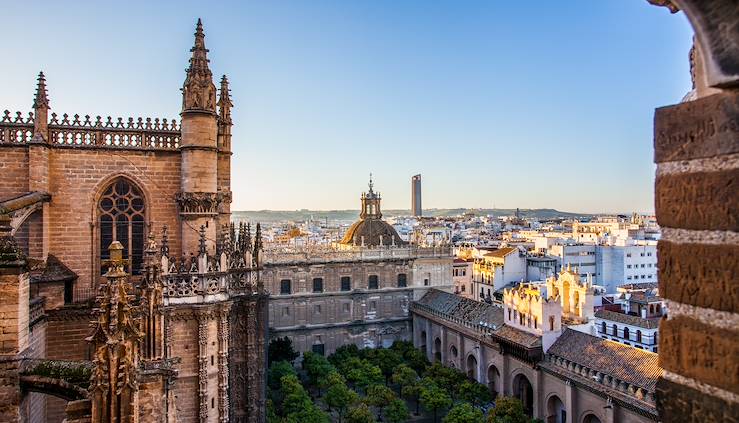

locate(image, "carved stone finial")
[[218, 75, 233, 125], [182, 19, 216, 114], [33, 71, 50, 111], [199, 225, 207, 255], [160, 225, 170, 258]]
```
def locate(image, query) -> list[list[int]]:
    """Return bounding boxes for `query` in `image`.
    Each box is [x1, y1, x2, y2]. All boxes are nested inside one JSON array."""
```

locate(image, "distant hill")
[[232, 208, 596, 223]]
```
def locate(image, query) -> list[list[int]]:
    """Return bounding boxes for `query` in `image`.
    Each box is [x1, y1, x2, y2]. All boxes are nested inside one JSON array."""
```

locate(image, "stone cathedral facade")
[[0, 20, 267, 422]]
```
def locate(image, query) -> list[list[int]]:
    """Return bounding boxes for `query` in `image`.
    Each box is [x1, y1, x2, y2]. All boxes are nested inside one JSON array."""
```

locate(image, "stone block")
[[658, 241, 739, 312], [654, 91, 739, 162], [660, 316, 739, 395], [656, 377, 739, 423], [655, 169, 738, 231]]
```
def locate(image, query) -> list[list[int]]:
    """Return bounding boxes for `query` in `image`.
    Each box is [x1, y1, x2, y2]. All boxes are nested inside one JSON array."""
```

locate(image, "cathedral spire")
[[182, 18, 216, 114], [32, 71, 50, 142], [33, 71, 49, 111], [218, 75, 233, 125]]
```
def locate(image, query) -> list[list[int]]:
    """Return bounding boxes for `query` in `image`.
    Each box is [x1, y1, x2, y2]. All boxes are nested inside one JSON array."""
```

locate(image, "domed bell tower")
[[178, 19, 219, 255], [360, 174, 382, 219]]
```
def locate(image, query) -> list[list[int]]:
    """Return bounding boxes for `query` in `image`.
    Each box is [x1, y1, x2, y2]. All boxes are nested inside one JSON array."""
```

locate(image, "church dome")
[[340, 175, 408, 247], [341, 218, 406, 247]]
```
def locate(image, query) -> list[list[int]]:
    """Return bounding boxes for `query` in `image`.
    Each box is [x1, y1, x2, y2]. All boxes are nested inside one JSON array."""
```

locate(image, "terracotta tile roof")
[[595, 310, 661, 329], [493, 324, 541, 348], [547, 329, 661, 391], [416, 289, 504, 328], [482, 247, 517, 259]]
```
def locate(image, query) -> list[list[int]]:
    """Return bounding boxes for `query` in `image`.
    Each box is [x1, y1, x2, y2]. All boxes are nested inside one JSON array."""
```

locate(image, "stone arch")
[[546, 393, 566, 423], [581, 412, 602, 423], [19, 374, 89, 402], [433, 337, 442, 362], [671, 0, 739, 87], [512, 372, 534, 416], [420, 330, 427, 352], [466, 354, 478, 380], [486, 365, 500, 398]]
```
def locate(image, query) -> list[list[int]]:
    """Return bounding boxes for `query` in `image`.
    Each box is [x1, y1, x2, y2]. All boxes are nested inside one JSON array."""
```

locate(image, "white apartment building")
[[594, 310, 660, 352]]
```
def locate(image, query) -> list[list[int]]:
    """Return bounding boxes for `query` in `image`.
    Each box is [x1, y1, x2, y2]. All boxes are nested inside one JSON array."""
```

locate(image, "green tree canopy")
[[364, 384, 396, 408], [303, 351, 335, 387], [269, 337, 299, 365], [325, 379, 359, 423], [280, 374, 312, 416], [268, 360, 297, 391], [487, 397, 529, 423], [346, 360, 383, 392], [383, 398, 410, 423], [458, 379, 493, 407], [443, 403, 485, 423], [401, 379, 423, 416], [420, 383, 453, 423], [345, 403, 376, 423], [391, 364, 419, 392]]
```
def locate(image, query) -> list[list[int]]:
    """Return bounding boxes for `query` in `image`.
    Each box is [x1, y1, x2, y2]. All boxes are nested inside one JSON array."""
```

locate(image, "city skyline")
[[1, 1, 693, 213]]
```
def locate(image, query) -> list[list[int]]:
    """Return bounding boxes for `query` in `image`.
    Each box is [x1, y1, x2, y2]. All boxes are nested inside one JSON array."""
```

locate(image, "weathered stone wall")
[[265, 260, 415, 355], [0, 148, 30, 200], [653, 90, 739, 422], [0, 145, 183, 302]]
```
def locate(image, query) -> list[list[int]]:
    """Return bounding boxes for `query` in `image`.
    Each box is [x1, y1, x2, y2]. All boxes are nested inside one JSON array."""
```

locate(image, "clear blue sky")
[[1, 1, 693, 213]]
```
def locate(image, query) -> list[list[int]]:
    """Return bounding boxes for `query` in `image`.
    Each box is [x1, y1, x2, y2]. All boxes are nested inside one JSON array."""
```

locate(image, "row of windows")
[[453, 268, 467, 277], [280, 299, 383, 317], [626, 274, 654, 280], [626, 252, 654, 258], [598, 322, 657, 344], [627, 263, 655, 269], [506, 309, 556, 331], [279, 273, 408, 295]]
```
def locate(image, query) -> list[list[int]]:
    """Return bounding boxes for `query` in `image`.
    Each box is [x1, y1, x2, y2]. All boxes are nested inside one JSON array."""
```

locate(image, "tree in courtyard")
[[303, 351, 335, 389], [346, 360, 383, 393], [366, 348, 402, 385], [280, 374, 312, 416], [486, 397, 529, 423], [420, 383, 453, 423], [280, 373, 330, 423], [365, 384, 396, 408], [403, 346, 431, 374], [346, 403, 376, 423], [383, 398, 410, 423], [424, 362, 466, 400], [329, 344, 361, 367], [269, 336, 299, 366], [324, 375, 359, 423], [458, 379, 492, 407], [401, 379, 423, 416], [391, 364, 419, 396], [268, 360, 297, 390], [443, 402, 484, 423]]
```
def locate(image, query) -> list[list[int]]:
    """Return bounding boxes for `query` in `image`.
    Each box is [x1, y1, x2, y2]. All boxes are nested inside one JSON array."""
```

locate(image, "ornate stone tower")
[[88, 241, 142, 423], [216, 75, 233, 246], [178, 19, 219, 255]]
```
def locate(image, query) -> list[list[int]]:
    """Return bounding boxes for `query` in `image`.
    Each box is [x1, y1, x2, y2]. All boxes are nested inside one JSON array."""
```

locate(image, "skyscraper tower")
[[412, 174, 422, 217]]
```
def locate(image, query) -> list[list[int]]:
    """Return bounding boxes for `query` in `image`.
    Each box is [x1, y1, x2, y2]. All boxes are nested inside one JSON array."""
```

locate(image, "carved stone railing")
[[161, 267, 261, 304], [263, 245, 453, 265], [159, 223, 265, 305], [0, 110, 180, 150]]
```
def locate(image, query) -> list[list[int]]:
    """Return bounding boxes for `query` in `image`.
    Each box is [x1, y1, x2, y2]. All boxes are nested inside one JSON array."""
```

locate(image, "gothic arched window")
[[98, 178, 146, 275]]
